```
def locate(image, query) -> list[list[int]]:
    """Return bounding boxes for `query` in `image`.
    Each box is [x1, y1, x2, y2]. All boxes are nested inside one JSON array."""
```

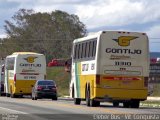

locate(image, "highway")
[[0, 96, 160, 120]]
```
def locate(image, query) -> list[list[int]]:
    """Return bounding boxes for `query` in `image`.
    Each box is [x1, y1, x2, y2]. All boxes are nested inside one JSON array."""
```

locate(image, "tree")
[[4, 9, 87, 62]]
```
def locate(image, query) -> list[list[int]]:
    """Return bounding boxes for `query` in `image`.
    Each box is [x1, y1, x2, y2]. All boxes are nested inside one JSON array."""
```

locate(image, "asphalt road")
[[0, 96, 160, 120]]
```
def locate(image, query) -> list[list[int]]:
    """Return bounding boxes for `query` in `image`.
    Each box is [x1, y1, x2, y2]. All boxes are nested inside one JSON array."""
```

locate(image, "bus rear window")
[[6, 57, 15, 70]]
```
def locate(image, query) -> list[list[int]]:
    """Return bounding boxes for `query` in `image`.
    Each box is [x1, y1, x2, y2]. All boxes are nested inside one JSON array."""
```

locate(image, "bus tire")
[[86, 87, 90, 106], [113, 101, 119, 107], [130, 100, 140, 108], [95, 101, 100, 107], [90, 99, 99, 107], [6, 93, 10, 97], [34, 96, 37, 100], [52, 97, 58, 101], [32, 96, 34, 100], [72, 86, 81, 105], [123, 101, 130, 108], [74, 98, 81, 105]]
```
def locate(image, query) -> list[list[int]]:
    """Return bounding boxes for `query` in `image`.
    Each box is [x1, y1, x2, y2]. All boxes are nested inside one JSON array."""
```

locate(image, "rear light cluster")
[[36, 85, 57, 91], [96, 75, 100, 85], [37, 86, 43, 91]]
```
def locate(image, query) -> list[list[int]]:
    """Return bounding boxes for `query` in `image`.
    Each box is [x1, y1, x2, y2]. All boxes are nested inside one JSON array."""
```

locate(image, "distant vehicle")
[[69, 31, 150, 108], [4, 52, 46, 98], [0, 64, 5, 96], [48, 59, 66, 67], [31, 80, 57, 100]]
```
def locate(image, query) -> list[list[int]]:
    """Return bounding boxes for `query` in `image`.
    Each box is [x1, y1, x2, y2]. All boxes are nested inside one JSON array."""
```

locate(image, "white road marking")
[[0, 106, 28, 114]]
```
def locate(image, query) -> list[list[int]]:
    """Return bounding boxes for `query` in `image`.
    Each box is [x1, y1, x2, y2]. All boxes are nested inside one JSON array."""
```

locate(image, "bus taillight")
[[14, 74, 16, 84], [144, 77, 148, 87], [96, 75, 100, 84]]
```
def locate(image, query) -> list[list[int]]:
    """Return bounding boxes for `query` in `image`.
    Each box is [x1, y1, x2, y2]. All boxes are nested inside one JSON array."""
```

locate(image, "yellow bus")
[[69, 31, 150, 108], [4, 52, 46, 98]]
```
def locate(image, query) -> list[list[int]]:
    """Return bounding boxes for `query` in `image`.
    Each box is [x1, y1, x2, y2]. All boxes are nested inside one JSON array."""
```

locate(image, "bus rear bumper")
[[94, 88, 148, 102]]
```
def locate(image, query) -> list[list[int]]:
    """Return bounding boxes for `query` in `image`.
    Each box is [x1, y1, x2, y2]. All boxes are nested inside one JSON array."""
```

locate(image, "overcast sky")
[[0, 0, 160, 52]]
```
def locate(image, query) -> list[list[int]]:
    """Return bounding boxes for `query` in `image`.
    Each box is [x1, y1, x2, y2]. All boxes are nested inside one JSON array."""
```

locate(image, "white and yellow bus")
[[69, 31, 149, 108], [4, 52, 46, 98]]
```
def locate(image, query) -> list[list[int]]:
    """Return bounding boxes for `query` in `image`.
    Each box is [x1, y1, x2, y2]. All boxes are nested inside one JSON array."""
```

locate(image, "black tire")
[[0, 93, 5, 96], [95, 101, 100, 107], [34, 96, 37, 100], [72, 85, 81, 105], [74, 98, 81, 105], [32, 97, 34, 100], [52, 97, 58, 101], [130, 100, 140, 108], [123, 101, 130, 108], [86, 87, 90, 106], [90, 99, 99, 107], [113, 101, 119, 107], [19, 95, 23, 98], [31, 92, 35, 100], [6, 93, 10, 97], [86, 86, 98, 107]]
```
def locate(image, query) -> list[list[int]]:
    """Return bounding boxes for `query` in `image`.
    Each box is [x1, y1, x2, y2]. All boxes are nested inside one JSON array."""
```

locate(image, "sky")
[[0, 0, 160, 52]]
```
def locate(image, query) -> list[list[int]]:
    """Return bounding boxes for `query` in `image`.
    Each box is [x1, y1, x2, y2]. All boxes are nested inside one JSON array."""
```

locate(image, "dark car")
[[32, 80, 57, 100]]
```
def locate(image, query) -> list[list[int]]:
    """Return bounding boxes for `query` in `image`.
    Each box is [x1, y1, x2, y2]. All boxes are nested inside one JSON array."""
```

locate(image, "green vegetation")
[[0, 9, 87, 62], [140, 101, 160, 108], [46, 67, 70, 97], [151, 83, 160, 96]]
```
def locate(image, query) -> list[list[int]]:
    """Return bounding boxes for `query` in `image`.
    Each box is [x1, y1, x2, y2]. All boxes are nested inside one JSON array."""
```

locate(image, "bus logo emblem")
[[113, 36, 138, 47], [24, 56, 37, 63]]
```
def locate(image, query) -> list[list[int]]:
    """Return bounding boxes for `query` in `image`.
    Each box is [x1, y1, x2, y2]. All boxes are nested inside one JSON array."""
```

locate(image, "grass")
[[140, 101, 160, 108], [150, 83, 160, 97], [46, 67, 70, 97]]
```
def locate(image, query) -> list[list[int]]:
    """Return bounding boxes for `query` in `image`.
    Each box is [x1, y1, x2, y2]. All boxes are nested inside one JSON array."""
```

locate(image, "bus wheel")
[[34, 96, 37, 100], [86, 87, 90, 106], [113, 101, 119, 107], [123, 101, 130, 108], [32, 96, 35, 100], [96, 101, 100, 107], [90, 99, 99, 107], [74, 98, 81, 105], [130, 100, 140, 108], [6, 93, 10, 97]]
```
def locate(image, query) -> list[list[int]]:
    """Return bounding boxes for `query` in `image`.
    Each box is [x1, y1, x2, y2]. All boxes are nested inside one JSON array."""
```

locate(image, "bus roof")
[[73, 31, 147, 43], [12, 52, 43, 55]]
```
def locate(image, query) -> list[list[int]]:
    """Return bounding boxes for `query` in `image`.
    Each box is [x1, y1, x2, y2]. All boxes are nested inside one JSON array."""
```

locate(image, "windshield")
[[38, 81, 55, 86]]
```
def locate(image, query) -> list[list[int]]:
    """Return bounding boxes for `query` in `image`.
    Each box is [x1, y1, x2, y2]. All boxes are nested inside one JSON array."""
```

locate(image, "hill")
[[150, 52, 160, 58]]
